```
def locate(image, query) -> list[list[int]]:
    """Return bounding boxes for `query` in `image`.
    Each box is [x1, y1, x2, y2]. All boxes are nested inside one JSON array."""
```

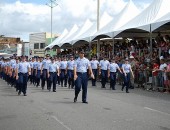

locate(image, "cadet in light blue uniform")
[[73, 50, 94, 104], [122, 58, 134, 93], [90, 56, 99, 86], [55, 56, 61, 85], [36, 57, 43, 87], [108, 58, 122, 90], [33, 57, 38, 86], [29, 58, 35, 84], [60, 57, 67, 87], [41, 54, 51, 90], [16, 56, 31, 96], [99, 56, 110, 88], [47, 58, 59, 92], [66, 55, 74, 89]]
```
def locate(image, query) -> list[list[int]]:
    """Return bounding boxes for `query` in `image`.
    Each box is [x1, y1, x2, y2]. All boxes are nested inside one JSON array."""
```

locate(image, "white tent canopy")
[[45, 28, 68, 50], [72, 12, 113, 45], [58, 24, 79, 47], [93, 0, 140, 39], [151, 12, 170, 32], [117, 0, 170, 34], [71, 19, 93, 45]]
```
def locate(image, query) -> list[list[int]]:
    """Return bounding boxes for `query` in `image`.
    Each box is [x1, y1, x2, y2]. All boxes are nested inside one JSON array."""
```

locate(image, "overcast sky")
[[0, 0, 153, 41]]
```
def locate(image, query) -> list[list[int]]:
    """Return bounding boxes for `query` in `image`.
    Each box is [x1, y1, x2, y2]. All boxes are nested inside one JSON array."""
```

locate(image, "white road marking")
[[51, 115, 72, 130], [144, 107, 170, 116]]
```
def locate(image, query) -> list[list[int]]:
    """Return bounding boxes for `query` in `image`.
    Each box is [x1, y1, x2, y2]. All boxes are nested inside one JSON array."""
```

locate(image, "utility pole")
[[97, 0, 100, 58], [46, 0, 58, 44]]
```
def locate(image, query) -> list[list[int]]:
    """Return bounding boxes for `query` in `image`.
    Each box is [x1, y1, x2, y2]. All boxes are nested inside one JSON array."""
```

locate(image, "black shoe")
[[74, 97, 77, 103], [53, 90, 56, 92], [121, 87, 124, 91], [82, 101, 88, 104], [24, 94, 27, 96], [18, 91, 21, 95], [126, 91, 129, 93], [112, 88, 116, 90]]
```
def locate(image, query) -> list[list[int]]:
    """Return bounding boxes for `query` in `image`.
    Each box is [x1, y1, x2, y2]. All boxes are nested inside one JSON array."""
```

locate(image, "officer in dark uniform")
[[74, 50, 94, 104]]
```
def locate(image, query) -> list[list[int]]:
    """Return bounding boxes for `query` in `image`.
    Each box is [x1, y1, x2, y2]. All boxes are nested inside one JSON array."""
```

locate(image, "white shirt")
[[99, 60, 109, 70], [90, 60, 99, 69], [67, 60, 74, 70], [108, 63, 119, 72], [122, 64, 131, 73], [159, 63, 167, 71], [74, 57, 90, 73], [60, 61, 67, 69]]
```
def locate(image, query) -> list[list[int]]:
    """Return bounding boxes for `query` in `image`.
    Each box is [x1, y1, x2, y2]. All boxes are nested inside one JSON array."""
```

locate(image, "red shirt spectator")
[[153, 63, 159, 76]]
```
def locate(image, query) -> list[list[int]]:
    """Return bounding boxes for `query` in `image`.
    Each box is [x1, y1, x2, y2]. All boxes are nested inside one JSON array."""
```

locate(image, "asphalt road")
[[0, 79, 170, 130]]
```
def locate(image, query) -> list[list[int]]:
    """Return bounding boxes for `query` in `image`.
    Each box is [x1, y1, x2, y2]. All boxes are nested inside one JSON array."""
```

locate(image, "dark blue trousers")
[[41, 69, 49, 89], [122, 73, 130, 92], [18, 73, 28, 94], [101, 70, 108, 88], [110, 72, 116, 90], [36, 70, 41, 86], [60, 69, 67, 87], [67, 70, 74, 88], [92, 69, 97, 86], [49, 72, 57, 91], [75, 72, 88, 102]]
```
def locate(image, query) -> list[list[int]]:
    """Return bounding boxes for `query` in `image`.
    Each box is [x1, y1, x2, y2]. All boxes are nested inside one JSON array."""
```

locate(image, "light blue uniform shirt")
[[42, 59, 51, 69], [11, 63, 16, 69], [90, 60, 99, 69], [30, 62, 34, 69], [60, 61, 67, 69], [122, 64, 131, 73], [67, 60, 74, 70], [99, 60, 109, 70], [48, 63, 59, 72], [18, 62, 30, 73], [108, 63, 119, 72], [33, 62, 38, 69], [74, 57, 90, 73], [10, 59, 16, 66], [37, 62, 42, 70]]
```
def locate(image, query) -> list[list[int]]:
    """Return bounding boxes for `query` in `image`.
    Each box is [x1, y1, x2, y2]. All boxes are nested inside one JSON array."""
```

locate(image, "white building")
[[29, 32, 56, 57]]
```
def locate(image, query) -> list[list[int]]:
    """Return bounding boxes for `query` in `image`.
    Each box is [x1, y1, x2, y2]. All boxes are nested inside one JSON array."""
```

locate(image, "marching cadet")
[[60, 56, 68, 87], [99, 56, 110, 88], [66, 55, 75, 89], [55, 56, 61, 86], [16, 56, 31, 96], [33, 57, 38, 86], [13, 57, 20, 91], [41, 54, 51, 90], [36, 57, 43, 87], [108, 58, 122, 90], [73, 50, 94, 104], [90, 56, 99, 86], [47, 58, 59, 92], [30, 57, 35, 84], [122, 58, 134, 93]]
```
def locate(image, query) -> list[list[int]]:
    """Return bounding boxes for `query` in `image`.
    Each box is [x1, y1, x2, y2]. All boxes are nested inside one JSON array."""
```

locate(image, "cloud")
[[0, 0, 147, 41]]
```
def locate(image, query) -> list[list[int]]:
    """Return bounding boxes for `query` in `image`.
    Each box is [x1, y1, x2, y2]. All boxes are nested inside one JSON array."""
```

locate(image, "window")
[[40, 43, 45, 49], [34, 43, 39, 49]]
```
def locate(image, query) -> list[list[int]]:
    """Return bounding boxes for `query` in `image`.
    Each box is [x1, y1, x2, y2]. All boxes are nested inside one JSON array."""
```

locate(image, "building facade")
[[29, 32, 57, 57]]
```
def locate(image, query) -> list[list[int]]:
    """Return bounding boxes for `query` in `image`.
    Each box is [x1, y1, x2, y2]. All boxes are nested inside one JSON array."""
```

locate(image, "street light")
[[46, 0, 58, 44], [97, 0, 100, 58]]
